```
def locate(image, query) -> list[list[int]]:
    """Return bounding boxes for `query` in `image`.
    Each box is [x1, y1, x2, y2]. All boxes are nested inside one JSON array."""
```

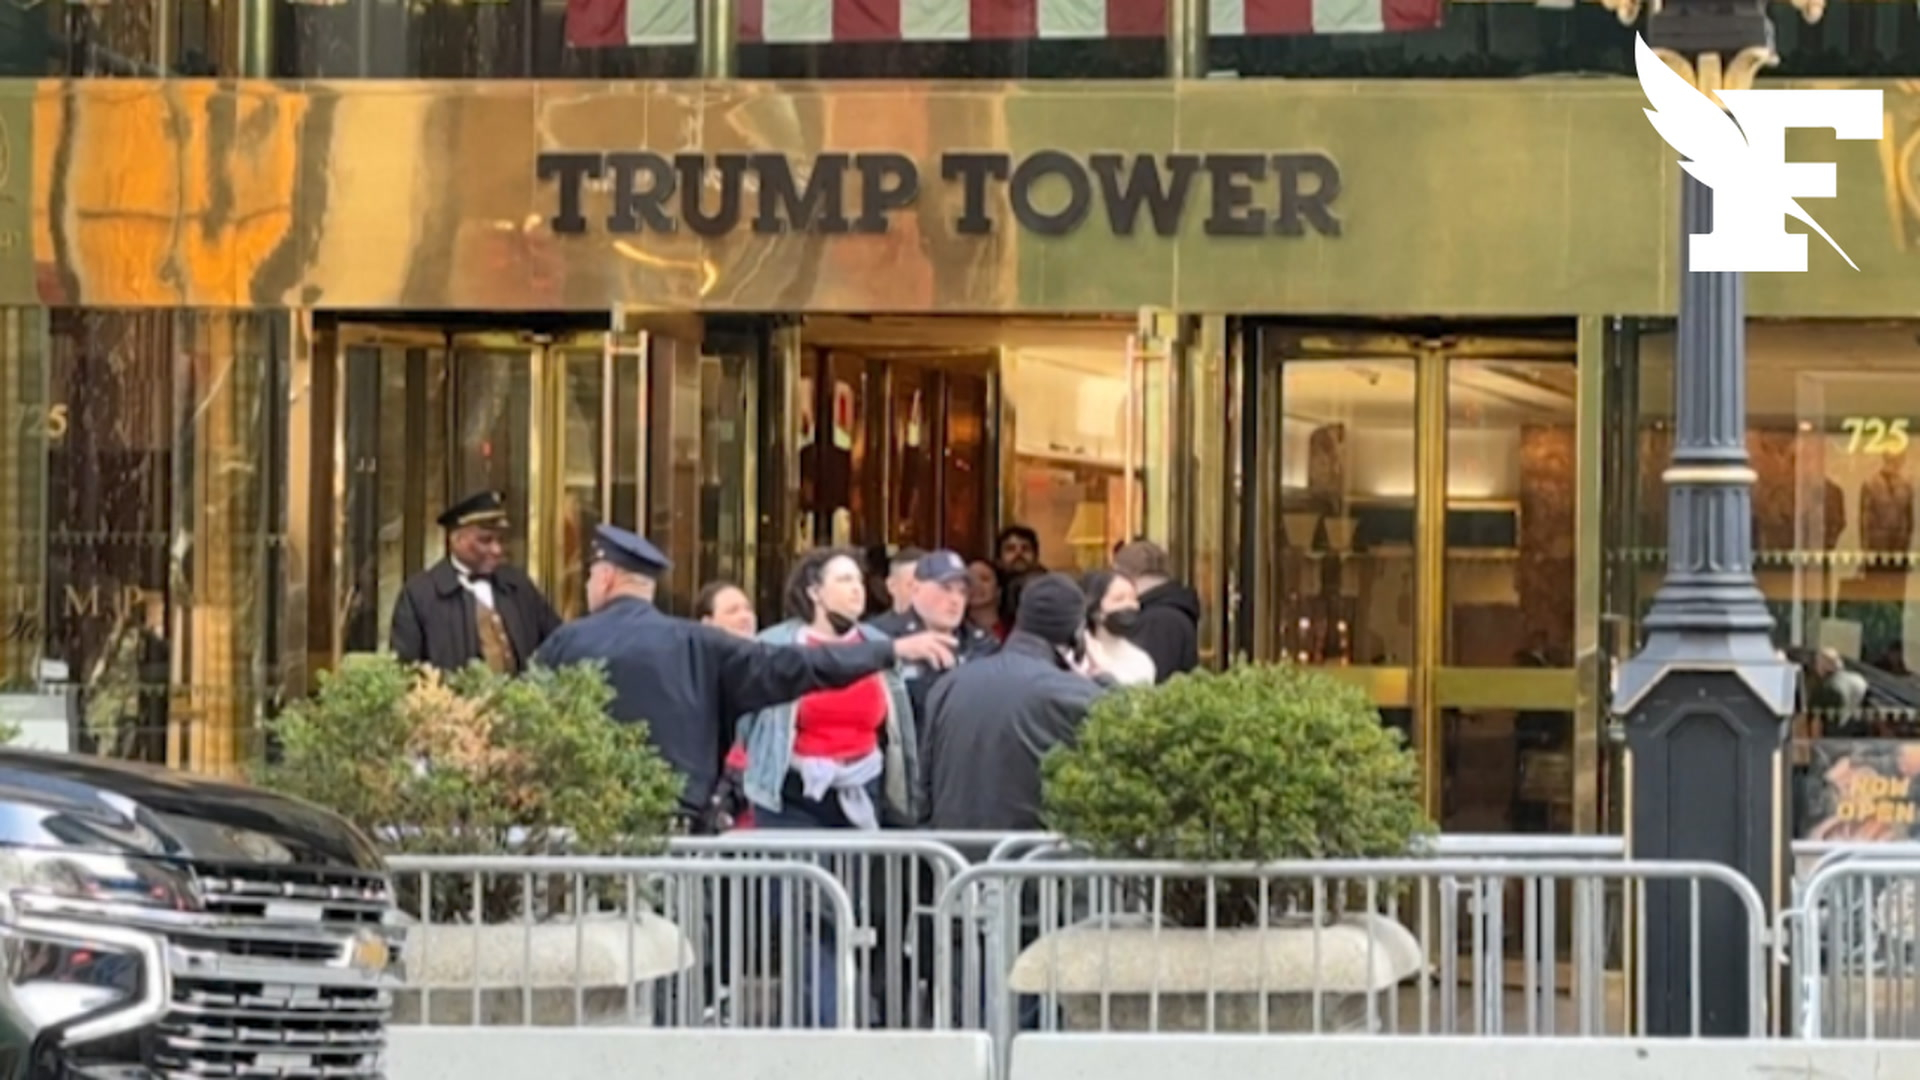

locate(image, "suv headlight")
[[0, 850, 185, 1045]]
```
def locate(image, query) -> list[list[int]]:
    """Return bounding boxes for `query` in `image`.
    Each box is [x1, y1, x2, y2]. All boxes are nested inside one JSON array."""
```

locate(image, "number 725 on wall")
[[1841, 417, 1911, 456]]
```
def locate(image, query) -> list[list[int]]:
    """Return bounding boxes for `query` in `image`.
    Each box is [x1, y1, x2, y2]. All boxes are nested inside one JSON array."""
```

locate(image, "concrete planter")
[[1008, 914, 1425, 1033], [394, 911, 695, 1026]]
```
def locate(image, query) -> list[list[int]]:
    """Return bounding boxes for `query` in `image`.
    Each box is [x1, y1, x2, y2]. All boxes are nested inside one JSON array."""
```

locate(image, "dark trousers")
[[753, 775, 879, 1027]]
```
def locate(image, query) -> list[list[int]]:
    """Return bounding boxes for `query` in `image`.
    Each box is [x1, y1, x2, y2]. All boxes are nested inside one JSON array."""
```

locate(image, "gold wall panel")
[[5, 77, 1920, 315]]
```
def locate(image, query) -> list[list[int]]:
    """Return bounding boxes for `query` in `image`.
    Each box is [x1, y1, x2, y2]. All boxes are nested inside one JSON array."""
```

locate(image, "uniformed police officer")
[[533, 524, 958, 826], [390, 491, 561, 675]]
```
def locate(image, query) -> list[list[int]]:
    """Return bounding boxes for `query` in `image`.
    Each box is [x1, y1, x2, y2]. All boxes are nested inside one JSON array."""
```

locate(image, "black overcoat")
[[389, 560, 561, 674]]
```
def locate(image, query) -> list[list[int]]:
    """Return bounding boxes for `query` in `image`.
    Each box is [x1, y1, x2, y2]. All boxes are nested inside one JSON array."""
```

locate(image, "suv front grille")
[[153, 978, 390, 1080], [146, 864, 400, 1080]]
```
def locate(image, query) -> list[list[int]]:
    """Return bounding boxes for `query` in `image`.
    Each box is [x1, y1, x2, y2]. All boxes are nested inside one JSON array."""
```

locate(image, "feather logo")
[[1634, 33, 1862, 272]]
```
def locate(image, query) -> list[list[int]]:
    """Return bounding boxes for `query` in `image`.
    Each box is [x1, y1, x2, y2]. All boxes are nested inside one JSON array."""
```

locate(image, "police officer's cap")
[[438, 490, 509, 531], [591, 524, 671, 577]]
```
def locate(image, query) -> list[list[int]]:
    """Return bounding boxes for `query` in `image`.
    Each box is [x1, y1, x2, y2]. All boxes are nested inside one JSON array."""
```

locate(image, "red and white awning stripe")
[[569, 0, 1443, 49]]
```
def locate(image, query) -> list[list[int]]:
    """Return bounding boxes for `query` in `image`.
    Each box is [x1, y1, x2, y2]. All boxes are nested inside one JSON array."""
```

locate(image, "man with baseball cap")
[[868, 549, 999, 747]]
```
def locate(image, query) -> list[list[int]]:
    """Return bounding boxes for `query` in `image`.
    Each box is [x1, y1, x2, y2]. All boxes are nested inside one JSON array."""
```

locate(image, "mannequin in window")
[[1860, 451, 1914, 560]]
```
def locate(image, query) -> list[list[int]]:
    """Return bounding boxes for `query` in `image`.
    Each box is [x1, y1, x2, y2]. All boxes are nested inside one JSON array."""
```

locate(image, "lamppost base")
[[1614, 643, 1793, 1036]]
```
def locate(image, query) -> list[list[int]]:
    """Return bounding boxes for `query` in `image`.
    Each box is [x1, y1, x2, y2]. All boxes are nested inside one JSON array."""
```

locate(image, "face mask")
[[1101, 609, 1141, 637], [824, 610, 857, 636]]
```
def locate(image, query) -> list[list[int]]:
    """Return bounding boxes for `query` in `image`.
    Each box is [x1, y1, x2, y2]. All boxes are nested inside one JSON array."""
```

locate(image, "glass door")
[[335, 324, 450, 655], [1248, 328, 1581, 831], [447, 332, 539, 578], [541, 331, 645, 621], [326, 323, 628, 658], [1434, 341, 1581, 836]]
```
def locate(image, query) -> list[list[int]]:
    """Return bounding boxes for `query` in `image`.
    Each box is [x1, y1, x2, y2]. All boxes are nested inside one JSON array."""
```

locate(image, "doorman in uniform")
[[534, 525, 959, 827], [390, 491, 562, 675]]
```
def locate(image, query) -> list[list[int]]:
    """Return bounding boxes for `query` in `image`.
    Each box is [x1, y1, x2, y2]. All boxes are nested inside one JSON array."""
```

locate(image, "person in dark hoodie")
[[1113, 539, 1200, 683], [922, 572, 1108, 831]]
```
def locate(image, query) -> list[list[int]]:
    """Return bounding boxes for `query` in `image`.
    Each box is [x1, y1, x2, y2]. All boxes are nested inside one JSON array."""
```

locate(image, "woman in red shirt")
[[737, 548, 919, 830]]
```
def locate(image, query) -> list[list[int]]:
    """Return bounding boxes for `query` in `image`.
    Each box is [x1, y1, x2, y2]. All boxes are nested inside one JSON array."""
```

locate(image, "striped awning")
[[567, 0, 1445, 50]]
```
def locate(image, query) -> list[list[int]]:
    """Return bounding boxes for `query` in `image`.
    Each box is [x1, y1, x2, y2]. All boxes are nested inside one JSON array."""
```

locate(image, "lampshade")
[[1324, 517, 1358, 552], [1065, 501, 1108, 548], [1282, 513, 1320, 549]]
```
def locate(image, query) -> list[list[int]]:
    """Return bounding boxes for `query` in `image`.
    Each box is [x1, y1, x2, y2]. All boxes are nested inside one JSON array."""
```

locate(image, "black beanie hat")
[[1014, 572, 1086, 648]]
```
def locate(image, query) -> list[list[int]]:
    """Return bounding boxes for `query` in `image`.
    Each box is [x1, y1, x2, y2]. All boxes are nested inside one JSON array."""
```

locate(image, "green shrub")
[[1042, 662, 1433, 926], [255, 654, 681, 920]]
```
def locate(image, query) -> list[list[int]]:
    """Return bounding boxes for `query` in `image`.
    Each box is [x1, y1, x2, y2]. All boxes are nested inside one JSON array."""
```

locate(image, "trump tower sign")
[[534, 150, 1345, 240]]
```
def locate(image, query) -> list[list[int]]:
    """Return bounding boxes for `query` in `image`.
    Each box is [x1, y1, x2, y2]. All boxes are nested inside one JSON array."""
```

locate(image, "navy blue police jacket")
[[532, 596, 900, 813]]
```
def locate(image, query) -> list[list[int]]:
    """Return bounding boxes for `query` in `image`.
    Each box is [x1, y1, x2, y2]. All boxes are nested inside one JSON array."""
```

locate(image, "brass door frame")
[[321, 323, 617, 664], [1255, 328, 1590, 829]]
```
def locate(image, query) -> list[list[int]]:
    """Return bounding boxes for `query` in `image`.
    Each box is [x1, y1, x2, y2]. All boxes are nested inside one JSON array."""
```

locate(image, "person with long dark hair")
[[738, 547, 920, 829], [735, 548, 920, 1028], [1080, 569, 1156, 687]]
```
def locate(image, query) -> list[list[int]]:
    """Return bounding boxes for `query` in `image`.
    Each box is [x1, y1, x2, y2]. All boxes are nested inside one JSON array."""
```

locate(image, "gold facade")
[[3, 77, 1920, 315], [0, 73, 1914, 843]]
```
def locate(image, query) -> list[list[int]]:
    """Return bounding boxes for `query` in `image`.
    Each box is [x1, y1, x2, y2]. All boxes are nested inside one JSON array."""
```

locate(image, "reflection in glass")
[[943, 373, 992, 563], [16, 312, 284, 772], [1276, 359, 1417, 666], [1442, 708, 1575, 832], [890, 364, 937, 551], [47, 312, 175, 763], [811, 353, 870, 550], [274, 2, 694, 78], [0, 310, 51, 692], [340, 341, 447, 653], [450, 347, 533, 569], [1444, 360, 1578, 667], [1623, 321, 1920, 839], [699, 351, 754, 591], [556, 351, 605, 621]]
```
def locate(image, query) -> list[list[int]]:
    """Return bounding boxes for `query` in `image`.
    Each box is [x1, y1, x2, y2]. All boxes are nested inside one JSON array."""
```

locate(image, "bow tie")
[[461, 572, 493, 585]]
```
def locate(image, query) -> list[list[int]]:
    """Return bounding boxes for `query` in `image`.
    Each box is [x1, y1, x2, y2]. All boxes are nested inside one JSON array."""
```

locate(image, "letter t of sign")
[[1692, 89, 1882, 272]]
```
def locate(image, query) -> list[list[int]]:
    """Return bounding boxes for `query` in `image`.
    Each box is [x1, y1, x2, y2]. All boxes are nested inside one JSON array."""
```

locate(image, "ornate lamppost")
[[1597, 0, 1825, 1037]]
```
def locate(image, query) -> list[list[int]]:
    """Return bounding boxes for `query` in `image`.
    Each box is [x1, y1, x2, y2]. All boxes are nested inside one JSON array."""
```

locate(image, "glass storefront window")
[[1620, 320, 1920, 842], [1007, 344, 1137, 576], [0, 309, 283, 774]]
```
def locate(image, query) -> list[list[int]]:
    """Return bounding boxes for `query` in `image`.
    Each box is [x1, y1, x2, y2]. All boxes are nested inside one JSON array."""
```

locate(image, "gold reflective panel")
[[8, 77, 1920, 316]]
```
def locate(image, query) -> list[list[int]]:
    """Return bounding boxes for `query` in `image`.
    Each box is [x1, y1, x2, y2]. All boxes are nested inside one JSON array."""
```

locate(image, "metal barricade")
[[979, 832, 1628, 864], [664, 834, 970, 1028], [1790, 856, 1920, 1039], [385, 855, 859, 1029], [932, 856, 1765, 1061]]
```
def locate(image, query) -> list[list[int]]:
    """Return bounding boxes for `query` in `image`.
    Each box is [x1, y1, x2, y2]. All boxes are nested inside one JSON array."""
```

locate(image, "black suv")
[[0, 749, 399, 1080]]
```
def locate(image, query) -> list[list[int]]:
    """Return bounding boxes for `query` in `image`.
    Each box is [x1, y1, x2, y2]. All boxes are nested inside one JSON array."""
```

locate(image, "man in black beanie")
[[920, 572, 1109, 830]]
